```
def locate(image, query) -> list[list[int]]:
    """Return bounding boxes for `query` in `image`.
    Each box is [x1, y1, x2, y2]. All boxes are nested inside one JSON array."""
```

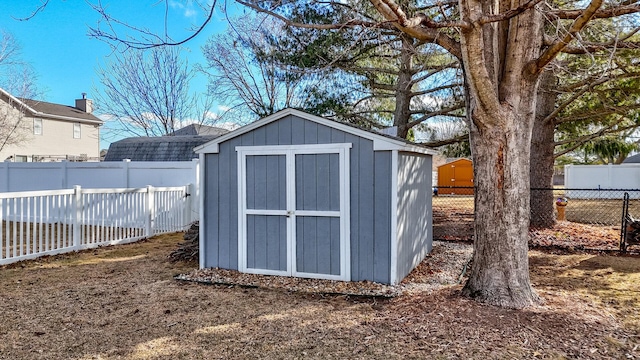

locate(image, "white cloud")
[[168, 0, 198, 18]]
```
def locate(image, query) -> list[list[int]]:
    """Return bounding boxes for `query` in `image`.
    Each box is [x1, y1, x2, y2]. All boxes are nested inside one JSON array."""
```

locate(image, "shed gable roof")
[[0, 88, 103, 125], [195, 108, 436, 155]]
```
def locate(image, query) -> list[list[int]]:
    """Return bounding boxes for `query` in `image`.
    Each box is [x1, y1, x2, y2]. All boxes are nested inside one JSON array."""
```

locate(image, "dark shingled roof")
[[104, 135, 219, 162], [171, 124, 229, 136], [20, 98, 102, 123], [623, 153, 640, 163]]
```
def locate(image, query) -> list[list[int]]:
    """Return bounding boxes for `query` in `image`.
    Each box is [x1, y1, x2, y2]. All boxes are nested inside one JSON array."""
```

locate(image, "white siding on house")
[[0, 115, 100, 161]]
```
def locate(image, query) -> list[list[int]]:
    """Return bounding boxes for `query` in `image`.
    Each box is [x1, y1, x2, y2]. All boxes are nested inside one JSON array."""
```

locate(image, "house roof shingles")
[[104, 135, 221, 162], [20, 98, 102, 123]]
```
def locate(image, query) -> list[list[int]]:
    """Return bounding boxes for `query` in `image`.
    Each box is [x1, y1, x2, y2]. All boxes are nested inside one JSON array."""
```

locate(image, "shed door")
[[237, 144, 351, 281]]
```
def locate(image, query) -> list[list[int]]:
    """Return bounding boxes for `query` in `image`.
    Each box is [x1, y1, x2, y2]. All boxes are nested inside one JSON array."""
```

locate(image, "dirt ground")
[[1, 233, 639, 360]]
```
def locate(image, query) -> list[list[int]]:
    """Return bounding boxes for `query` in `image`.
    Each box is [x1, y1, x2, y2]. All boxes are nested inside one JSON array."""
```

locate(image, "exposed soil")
[[1, 233, 639, 359]]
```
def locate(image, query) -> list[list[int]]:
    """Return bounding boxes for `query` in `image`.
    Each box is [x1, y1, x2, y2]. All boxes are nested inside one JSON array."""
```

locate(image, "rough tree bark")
[[457, 0, 543, 308], [530, 70, 558, 228]]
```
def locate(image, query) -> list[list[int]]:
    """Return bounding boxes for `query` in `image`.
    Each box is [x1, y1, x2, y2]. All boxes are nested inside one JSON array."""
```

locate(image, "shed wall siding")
[[202, 115, 393, 282], [396, 152, 433, 283]]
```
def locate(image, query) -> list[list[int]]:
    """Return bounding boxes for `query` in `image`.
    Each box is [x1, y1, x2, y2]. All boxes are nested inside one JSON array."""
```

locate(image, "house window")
[[73, 123, 81, 139], [33, 119, 42, 135], [14, 155, 28, 162]]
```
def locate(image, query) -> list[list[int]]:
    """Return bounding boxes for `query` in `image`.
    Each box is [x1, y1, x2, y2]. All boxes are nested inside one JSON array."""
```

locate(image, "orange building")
[[437, 158, 474, 195]]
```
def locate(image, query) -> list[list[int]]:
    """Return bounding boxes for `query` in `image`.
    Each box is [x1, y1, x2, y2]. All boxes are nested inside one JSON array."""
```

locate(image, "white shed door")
[[237, 144, 350, 281]]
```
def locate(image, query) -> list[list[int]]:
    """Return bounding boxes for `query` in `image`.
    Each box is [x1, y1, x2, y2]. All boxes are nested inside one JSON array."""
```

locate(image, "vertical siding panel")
[[217, 142, 231, 269], [246, 156, 255, 209], [358, 137, 375, 281], [253, 125, 267, 146], [291, 117, 305, 144], [278, 116, 293, 145], [330, 128, 345, 144], [304, 120, 318, 144], [373, 151, 391, 284], [328, 154, 339, 211], [279, 215, 287, 270], [241, 130, 254, 147], [265, 121, 280, 145], [254, 156, 267, 209], [317, 124, 331, 143], [396, 153, 433, 282], [246, 215, 256, 268], [204, 154, 219, 268], [303, 155, 317, 210], [266, 216, 285, 270], [315, 217, 330, 274], [304, 217, 317, 273], [253, 215, 266, 269], [279, 156, 287, 210], [315, 154, 330, 211], [330, 217, 340, 275]]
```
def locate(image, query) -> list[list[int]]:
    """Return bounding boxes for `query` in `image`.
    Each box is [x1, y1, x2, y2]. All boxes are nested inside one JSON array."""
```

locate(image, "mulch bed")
[[177, 241, 473, 297]]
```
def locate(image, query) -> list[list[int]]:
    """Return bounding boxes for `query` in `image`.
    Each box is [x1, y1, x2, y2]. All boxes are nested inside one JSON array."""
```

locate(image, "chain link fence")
[[432, 186, 640, 251]]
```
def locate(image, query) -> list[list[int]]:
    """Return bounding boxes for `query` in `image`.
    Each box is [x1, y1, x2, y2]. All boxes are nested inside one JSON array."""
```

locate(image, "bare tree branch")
[[87, 0, 217, 50], [423, 133, 469, 147], [12, 0, 50, 21], [534, 0, 604, 72], [478, 0, 545, 24], [547, 3, 640, 19]]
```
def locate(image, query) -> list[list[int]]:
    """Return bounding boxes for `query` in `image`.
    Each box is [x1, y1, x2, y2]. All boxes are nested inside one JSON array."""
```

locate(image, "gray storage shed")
[[195, 109, 436, 284]]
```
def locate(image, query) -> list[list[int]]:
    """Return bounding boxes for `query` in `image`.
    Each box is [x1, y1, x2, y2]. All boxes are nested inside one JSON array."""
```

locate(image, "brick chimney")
[[75, 92, 94, 113]]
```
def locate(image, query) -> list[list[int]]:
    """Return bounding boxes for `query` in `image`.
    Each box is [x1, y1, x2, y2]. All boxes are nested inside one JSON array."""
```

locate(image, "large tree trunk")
[[458, 0, 542, 308], [462, 105, 540, 308], [530, 70, 558, 228]]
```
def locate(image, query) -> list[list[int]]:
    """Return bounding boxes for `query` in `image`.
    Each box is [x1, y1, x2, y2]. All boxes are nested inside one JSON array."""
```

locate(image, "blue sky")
[[0, 1, 235, 149]]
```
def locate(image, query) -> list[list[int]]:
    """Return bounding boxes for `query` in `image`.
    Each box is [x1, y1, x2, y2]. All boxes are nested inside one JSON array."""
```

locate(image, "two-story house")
[[0, 88, 103, 162]]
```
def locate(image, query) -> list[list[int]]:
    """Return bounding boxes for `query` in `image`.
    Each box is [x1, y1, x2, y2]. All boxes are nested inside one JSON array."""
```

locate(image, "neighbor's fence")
[[0, 185, 192, 265], [0, 159, 200, 220], [432, 187, 640, 250]]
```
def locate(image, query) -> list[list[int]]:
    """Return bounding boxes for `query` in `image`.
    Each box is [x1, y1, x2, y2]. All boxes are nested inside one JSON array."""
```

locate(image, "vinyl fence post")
[[73, 185, 82, 249], [122, 159, 131, 188], [184, 183, 193, 227], [146, 185, 155, 237]]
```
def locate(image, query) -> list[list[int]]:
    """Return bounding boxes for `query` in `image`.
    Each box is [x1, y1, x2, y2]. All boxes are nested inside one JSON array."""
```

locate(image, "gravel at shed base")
[[177, 241, 473, 297]]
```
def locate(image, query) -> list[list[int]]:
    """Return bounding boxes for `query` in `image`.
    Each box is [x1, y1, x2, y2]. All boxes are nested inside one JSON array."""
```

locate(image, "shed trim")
[[198, 152, 206, 269], [236, 143, 351, 281], [195, 108, 436, 155], [390, 150, 399, 284]]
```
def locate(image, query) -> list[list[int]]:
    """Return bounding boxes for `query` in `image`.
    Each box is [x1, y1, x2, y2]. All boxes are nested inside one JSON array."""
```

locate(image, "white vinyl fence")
[[0, 159, 200, 219], [0, 185, 192, 265], [565, 164, 640, 198]]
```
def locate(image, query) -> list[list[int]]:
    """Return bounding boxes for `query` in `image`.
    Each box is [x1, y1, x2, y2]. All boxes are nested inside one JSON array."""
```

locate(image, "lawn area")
[[1, 233, 639, 359]]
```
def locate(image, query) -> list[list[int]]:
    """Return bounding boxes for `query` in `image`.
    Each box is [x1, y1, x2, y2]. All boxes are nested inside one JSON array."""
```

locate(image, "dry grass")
[[0, 233, 639, 359]]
